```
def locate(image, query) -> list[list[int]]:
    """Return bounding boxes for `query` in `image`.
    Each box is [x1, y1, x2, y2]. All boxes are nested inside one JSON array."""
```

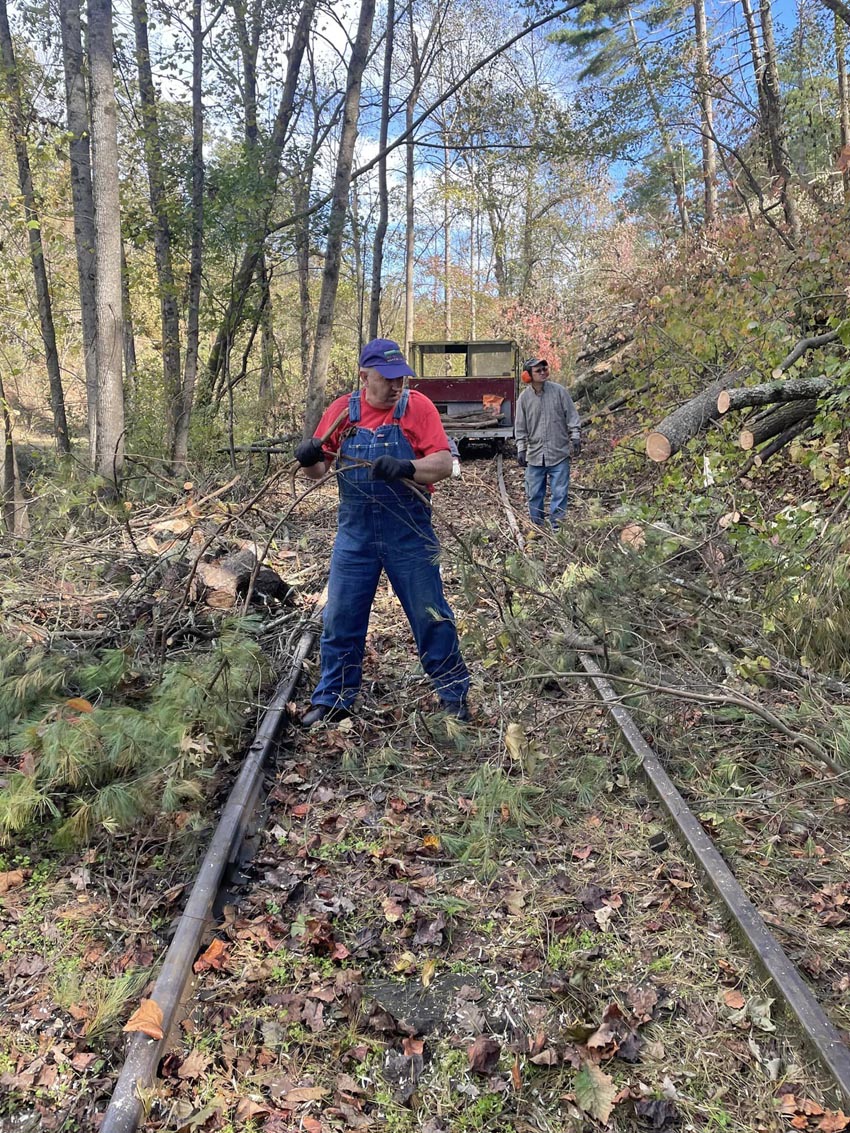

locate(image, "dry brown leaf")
[[193, 937, 230, 973], [422, 833, 441, 851], [818, 1112, 850, 1131], [234, 1098, 269, 1121], [302, 1119, 323, 1133], [723, 990, 745, 1010], [511, 1054, 522, 1091], [467, 1035, 501, 1074], [177, 1049, 210, 1080], [284, 1086, 328, 1103], [0, 870, 26, 895], [421, 959, 437, 988], [529, 1049, 560, 1067], [123, 999, 164, 1040]]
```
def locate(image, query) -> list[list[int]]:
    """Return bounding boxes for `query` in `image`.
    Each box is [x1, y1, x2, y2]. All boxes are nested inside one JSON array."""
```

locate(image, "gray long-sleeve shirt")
[[515, 381, 581, 465]]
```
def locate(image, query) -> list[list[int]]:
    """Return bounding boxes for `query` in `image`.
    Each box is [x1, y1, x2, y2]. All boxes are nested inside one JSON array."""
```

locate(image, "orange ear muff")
[[521, 370, 532, 384]]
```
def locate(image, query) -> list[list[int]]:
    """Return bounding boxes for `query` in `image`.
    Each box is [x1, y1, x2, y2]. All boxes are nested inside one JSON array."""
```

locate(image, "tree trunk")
[[173, 0, 204, 470], [819, 0, 850, 31], [718, 374, 834, 413], [740, 0, 771, 152], [88, 0, 125, 483], [120, 238, 137, 389], [304, 0, 376, 437], [758, 0, 800, 237], [836, 14, 850, 203], [59, 0, 98, 461], [368, 0, 394, 340], [627, 6, 690, 236], [646, 377, 728, 461], [442, 124, 452, 339], [739, 399, 817, 448], [200, 0, 318, 407], [131, 0, 182, 459], [0, 0, 70, 454], [693, 0, 717, 224]]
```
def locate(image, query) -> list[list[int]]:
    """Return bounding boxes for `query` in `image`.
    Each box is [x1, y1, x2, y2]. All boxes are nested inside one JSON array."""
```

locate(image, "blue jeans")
[[311, 399, 469, 710], [525, 459, 571, 528]]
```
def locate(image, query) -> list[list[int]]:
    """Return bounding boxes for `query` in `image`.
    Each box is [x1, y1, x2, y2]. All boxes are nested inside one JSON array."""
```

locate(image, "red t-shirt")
[[315, 389, 449, 460]]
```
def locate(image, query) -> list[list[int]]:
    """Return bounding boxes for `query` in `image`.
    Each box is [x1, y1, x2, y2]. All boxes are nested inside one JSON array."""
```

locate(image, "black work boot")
[[439, 699, 470, 722], [301, 704, 350, 727]]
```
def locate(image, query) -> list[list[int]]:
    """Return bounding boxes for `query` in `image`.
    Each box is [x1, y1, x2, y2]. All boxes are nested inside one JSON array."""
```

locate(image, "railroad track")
[[101, 454, 850, 1131]]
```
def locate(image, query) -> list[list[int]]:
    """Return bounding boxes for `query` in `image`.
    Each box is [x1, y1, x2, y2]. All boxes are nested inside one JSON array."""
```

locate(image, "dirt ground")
[[2, 454, 849, 1132]]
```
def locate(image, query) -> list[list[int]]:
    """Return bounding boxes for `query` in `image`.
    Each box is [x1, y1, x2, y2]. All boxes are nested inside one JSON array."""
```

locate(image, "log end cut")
[[717, 390, 731, 414], [646, 432, 672, 462], [739, 430, 755, 451]]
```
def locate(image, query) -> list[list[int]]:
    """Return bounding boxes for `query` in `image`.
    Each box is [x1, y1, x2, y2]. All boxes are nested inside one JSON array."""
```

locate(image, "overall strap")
[[348, 390, 362, 422], [393, 389, 410, 420]]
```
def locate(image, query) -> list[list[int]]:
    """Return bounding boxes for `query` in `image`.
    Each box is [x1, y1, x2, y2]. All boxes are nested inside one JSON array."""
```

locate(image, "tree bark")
[[718, 374, 834, 413], [693, 0, 717, 224], [88, 0, 125, 482], [173, 0, 204, 470], [646, 377, 728, 461], [0, 0, 70, 454], [740, 0, 771, 152], [59, 0, 98, 461], [739, 399, 817, 448], [819, 0, 850, 31], [304, 0, 376, 437], [368, 0, 394, 340], [200, 0, 318, 407], [758, 0, 800, 237], [131, 0, 182, 460], [740, 414, 814, 473], [836, 14, 850, 203], [627, 6, 690, 236]]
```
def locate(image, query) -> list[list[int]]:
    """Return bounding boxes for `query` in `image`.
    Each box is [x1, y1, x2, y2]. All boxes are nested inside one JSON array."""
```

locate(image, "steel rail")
[[101, 599, 325, 1133], [494, 454, 850, 1105]]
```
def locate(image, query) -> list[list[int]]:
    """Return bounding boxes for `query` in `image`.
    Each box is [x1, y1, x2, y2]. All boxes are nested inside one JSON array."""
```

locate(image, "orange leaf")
[[511, 1053, 522, 1091], [792, 1117, 809, 1130], [723, 990, 745, 1010], [193, 937, 230, 972], [291, 803, 311, 818], [572, 845, 593, 861], [66, 697, 94, 713], [0, 870, 26, 895], [123, 998, 164, 1040], [302, 1119, 323, 1133], [422, 834, 441, 851], [818, 1112, 850, 1131]]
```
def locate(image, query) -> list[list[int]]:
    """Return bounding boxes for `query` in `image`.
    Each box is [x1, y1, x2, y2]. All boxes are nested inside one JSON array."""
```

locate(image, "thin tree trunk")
[[403, 89, 417, 355], [740, 0, 770, 145], [758, 0, 800, 236], [201, 0, 318, 407], [693, 0, 717, 224], [88, 0, 125, 483], [59, 0, 98, 461], [305, 0, 376, 436], [120, 239, 137, 390], [627, 7, 690, 235], [131, 0, 182, 457], [368, 0, 394, 339], [0, 368, 15, 532], [294, 171, 314, 389], [836, 14, 850, 203], [173, 0, 204, 469], [442, 123, 452, 339], [0, 0, 70, 454]]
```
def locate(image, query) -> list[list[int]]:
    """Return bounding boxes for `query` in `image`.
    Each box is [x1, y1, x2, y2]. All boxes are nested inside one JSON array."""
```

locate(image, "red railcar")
[[408, 340, 519, 448]]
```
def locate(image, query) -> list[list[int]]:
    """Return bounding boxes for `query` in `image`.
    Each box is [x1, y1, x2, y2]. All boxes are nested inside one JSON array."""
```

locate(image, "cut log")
[[645, 376, 729, 462], [193, 549, 290, 609], [739, 400, 817, 449], [717, 375, 833, 414], [739, 414, 814, 476]]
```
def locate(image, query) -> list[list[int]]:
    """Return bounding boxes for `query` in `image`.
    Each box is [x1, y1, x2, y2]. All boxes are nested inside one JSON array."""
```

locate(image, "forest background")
[[0, 0, 847, 494]]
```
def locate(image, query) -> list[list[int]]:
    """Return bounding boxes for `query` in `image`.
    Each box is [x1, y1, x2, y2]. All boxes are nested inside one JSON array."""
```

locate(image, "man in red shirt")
[[294, 338, 470, 726]]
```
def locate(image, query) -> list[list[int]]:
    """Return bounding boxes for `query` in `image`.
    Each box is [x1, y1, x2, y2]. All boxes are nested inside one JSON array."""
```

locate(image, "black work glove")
[[517, 452, 528, 468], [372, 455, 415, 482], [570, 436, 582, 459], [294, 438, 325, 467]]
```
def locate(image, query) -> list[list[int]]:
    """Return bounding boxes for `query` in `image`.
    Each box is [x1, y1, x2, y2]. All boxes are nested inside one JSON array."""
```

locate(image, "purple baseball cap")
[[359, 338, 415, 379]]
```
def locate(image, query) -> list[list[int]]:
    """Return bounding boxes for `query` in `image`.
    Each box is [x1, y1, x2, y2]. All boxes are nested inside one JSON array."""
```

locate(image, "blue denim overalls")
[[311, 390, 469, 711]]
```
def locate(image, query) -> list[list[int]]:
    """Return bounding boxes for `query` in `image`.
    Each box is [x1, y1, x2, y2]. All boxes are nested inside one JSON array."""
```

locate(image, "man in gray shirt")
[[515, 357, 581, 529]]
